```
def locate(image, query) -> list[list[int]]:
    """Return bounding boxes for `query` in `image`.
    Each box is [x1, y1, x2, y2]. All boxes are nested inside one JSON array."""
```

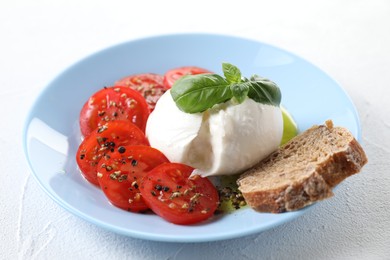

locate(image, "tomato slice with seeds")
[[115, 73, 166, 111], [163, 66, 212, 89], [96, 145, 169, 212], [79, 86, 150, 137], [140, 163, 219, 225], [76, 121, 149, 186]]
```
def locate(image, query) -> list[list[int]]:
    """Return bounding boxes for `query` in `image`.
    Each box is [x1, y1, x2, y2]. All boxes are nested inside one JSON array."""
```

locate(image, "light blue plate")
[[22, 33, 361, 242]]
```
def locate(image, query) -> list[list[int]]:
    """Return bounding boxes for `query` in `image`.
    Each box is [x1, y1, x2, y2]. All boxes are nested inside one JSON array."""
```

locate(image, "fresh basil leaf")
[[230, 83, 249, 104], [222, 62, 242, 83], [170, 73, 232, 113], [245, 75, 282, 106], [170, 63, 282, 114]]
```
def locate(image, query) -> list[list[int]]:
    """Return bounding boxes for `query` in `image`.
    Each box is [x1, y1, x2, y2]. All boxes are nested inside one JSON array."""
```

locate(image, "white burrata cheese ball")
[[145, 90, 283, 177]]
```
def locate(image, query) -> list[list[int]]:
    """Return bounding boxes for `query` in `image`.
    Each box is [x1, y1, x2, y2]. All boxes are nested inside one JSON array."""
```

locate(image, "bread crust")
[[318, 138, 367, 187], [237, 121, 368, 213], [246, 171, 334, 213]]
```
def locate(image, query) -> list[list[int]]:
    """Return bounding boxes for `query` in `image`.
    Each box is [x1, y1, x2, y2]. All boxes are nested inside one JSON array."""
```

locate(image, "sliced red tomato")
[[96, 145, 169, 212], [163, 66, 212, 89], [115, 73, 166, 111], [76, 121, 149, 186], [140, 163, 219, 225], [79, 86, 150, 137]]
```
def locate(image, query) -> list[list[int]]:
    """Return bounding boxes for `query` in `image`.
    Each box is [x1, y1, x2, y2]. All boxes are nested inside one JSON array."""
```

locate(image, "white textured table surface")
[[2, 1, 390, 259]]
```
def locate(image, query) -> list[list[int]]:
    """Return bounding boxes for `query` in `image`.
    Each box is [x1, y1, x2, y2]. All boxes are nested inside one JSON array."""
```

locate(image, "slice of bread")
[[237, 120, 367, 213]]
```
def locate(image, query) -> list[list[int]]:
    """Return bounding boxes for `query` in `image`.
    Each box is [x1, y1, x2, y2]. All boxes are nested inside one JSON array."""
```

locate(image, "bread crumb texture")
[[237, 121, 368, 213]]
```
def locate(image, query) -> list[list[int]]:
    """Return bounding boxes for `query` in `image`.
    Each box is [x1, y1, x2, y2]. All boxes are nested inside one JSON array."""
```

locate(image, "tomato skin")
[[79, 86, 150, 137], [96, 145, 169, 212], [163, 66, 212, 89], [115, 73, 166, 111], [76, 121, 149, 186], [140, 163, 219, 225]]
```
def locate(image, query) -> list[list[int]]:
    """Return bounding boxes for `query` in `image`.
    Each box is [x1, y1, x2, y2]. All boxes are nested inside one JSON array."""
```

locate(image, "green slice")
[[281, 107, 298, 145]]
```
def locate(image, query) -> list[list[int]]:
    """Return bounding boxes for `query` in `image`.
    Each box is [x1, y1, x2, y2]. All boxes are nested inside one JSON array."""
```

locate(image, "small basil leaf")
[[222, 62, 242, 83], [171, 74, 232, 113], [230, 83, 249, 104], [245, 75, 282, 106]]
